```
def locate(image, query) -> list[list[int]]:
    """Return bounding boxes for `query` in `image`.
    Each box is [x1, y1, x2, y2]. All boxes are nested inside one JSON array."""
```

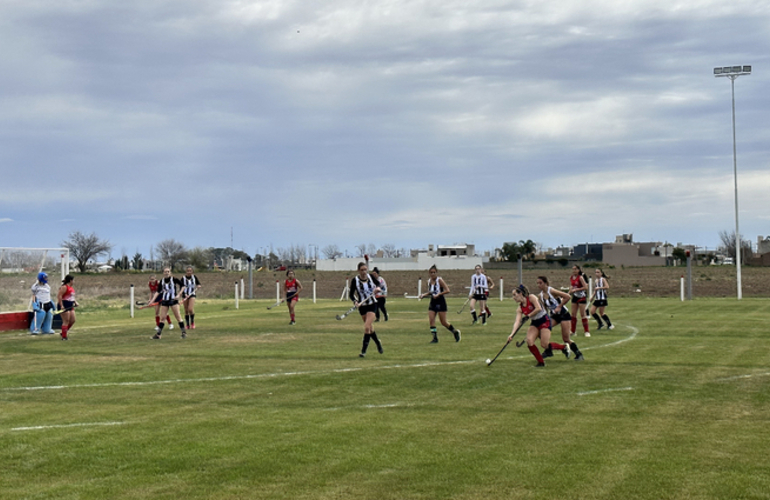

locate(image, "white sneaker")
[[169, 323, 174, 330], [584, 332, 591, 337], [154, 326, 160, 333], [608, 325, 615, 330]]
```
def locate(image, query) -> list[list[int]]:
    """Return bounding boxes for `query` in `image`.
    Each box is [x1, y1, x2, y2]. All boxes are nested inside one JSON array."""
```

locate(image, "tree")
[[132, 252, 143, 271], [381, 243, 397, 258], [322, 244, 343, 259], [500, 240, 537, 262], [672, 247, 687, 262], [187, 247, 212, 271], [155, 239, 187, 271], [61, 231, 113, 272], [718, 230, 752, 262]]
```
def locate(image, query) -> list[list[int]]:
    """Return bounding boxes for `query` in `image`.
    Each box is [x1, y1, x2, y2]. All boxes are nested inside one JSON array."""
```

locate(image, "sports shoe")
[[535, 362, 546, 368], [359, 352, 366, 358], [152, 334, 161, 340], [384, 314, 389, 321], [562, 345, 571, 359], [608, 325, 615, 330], [584, 332, 591, 338], [575, 352, 585, 361], [377, 344, 383, 354], [541, 348, 553, 359], [597, 324, 604, 331], [430, 337, 439, 343], [375, 318, 380, 322], [169, 323, 174, 330], [487, 311, 493, 318], [454, 329, 461, 342], [61, 336, 68, 341], [30, 330, 40, 335], [472, 319, 478, 325], [181, 331, 186, 339], [191, 323, 196, 330], [290, 320, 295, 325]]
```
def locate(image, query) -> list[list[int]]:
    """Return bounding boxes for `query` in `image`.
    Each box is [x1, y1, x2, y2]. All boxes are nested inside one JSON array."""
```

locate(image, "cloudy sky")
[[1, 0, 768, 259]]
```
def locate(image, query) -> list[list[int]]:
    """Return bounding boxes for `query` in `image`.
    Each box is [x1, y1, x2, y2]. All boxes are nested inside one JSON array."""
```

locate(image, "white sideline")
[[577, 387, 634, 396], [2, 325, 638, 393], [715, 372, 770, 382], [11, 421, 125, 432]]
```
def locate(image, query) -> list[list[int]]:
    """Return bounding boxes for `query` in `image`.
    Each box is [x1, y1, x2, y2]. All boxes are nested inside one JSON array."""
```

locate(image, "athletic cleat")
[[384, 314, 389, 321], [597, 324, 604, 331], [289, 320, 295, 325], [472, 319, 478, 325], [570, 331, 576, 337], [191, 323, 196, 329], [487, 312, 493, 318], [359, 352, 366, 358], [154, 326, 161, 334], [61, 336, 68, 341], [377, 344, 383, 354], [454, 329, 461, 342], [541, 348, 554, 359], [608, 324, 615, 330], [562, 345, 571, 359], [575, 352, 585, 361], [584, 332, 591, 338], [535, 362, 546, 368], [181, 332, 186, 339], [152, 334, 161, 340], [169, 323, 174, 330], [430, 337, 439, 343]]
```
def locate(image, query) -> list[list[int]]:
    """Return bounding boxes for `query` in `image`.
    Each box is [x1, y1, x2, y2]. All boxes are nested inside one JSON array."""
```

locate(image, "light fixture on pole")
[[714, 65, 751, 300]]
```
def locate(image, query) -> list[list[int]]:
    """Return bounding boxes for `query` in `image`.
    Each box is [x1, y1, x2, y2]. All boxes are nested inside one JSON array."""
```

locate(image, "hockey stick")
[[514, 317, 532, 347], [457, 298, 470, 314], [53, 305, 76, 315], [403, 293, 423, 300], [135, 300, 160, 310], [267, 298, 286, 310], [487, 316, 529, 366], [336, 292, 376, 320]]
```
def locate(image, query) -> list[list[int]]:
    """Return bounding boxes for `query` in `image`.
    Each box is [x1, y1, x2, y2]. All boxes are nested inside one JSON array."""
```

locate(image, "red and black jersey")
[[570, 275, 586, 297]]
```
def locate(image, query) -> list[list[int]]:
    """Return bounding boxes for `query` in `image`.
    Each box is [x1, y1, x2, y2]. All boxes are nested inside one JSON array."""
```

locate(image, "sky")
[[1, 0, 768, 260]]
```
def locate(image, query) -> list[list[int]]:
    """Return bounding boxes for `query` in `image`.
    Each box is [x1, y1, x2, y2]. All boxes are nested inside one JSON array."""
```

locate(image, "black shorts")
[[161, 299, 179, 307], [549, 308, 571, 325], [531, 315, 552, 331], [571, 295, 587, 304], [472, 293, 487, 301], [428, 297, 448, 313], [358, 303, 377, 316], [62, 300, 75, 310], [593, 299, 608, 307]]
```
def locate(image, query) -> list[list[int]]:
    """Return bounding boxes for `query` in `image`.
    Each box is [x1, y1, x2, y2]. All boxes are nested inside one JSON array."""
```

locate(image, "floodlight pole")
[[715, 66, 751, 300]]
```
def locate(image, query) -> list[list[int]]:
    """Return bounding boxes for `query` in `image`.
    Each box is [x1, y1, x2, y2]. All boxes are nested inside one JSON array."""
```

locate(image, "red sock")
[[549, 342, 565, 350], [571, 317, 578, 333], [166, 315, 171, 324], [528, 345, 544, 363], [582, 317, 590, 333], [61, 325, 68, 338], [291, 313, 295, 321], [155, 316, 160, 326], [485, 307, 491, 315]]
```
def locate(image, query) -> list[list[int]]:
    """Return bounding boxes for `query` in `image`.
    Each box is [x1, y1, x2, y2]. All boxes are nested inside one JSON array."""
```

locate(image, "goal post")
[[0, 247, 70, 316]]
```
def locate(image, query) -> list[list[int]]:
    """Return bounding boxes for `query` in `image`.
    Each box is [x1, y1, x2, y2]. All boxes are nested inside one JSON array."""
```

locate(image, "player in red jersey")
[[283, 269, 303, 325], [148, 274, 172, 330], [569, 265, 590, 337], [56, 274, 79, 340], [508, 284, 568, 367]]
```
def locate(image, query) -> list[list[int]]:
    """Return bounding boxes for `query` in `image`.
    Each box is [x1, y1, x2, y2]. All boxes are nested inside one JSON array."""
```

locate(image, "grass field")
[[1, 297, 769, 499]]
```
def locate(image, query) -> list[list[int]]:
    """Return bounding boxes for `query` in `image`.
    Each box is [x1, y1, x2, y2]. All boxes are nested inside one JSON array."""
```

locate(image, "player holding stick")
[[371, 267, 388, 322], [420, 265, 461, 343], [349, 262, 383, 357], [181, 266, 201, 329], [569, 265, 590, 337], [509, 284, 568, 367], [469, 265, 489, 325], [148, 275, 172, 330], [56, 274, 79, 340], [589, 268, 614, 331], [536, 276, 584, 361], [151, 268, 187, 339], [283, 269, 302, 325]]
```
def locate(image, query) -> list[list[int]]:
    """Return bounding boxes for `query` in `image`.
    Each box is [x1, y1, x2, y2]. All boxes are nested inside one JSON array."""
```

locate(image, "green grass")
[[1, 298, 769, 499]]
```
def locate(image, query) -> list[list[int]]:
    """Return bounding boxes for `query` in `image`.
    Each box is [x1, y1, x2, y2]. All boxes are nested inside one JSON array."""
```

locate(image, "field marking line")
[[1, 325, 638, 393], [10, 421, 125, 432], [715, 372, 770, 382], [577, 387, 634, 396]]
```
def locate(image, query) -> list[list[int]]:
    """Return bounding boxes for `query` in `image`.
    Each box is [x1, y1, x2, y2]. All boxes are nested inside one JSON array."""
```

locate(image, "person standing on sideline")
[[148, 274, 172, 330], [30, 272, 56, 335], [349, 262, 383, 357], [151, 268, 187, 340], [56, 274, 79, 340], [508, 284, 568, 367], [283, 269, 302, 325], [181, 266, 201, 329], [569, 265, 590, 337], [536, 276, 584, 360], [590, 268, 614, 331], [419, 265, 461, 343], [371, 267, 388, 322], [469, 265, 489, 325]]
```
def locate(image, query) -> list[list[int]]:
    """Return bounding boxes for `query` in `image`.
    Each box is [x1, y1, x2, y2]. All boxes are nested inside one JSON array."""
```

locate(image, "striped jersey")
[[594, 277, 608, 300], [539, 287, 561, 313], [159, 277, 183, 301], [350, 275, 377, 304], [470, 273, 489, 294], [182, 275, 200, 296]]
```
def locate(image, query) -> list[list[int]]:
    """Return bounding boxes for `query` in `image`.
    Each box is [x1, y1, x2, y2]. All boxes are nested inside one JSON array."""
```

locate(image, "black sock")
[[431, 327, 438, 340], [602, 314, 612, 327], [185, 314, 190, 326], [158, 323, 165, 333], [445, 324, 456, 333], [190, 314, 195, 324], [481, 313, 487, 324], [570, 342, 581, 355], [179, 321, 186, 331], [361, 334, 371, 353], [371, 332, 381, 348], [471, 311, 477, 322], [592, 313, 603, 326]]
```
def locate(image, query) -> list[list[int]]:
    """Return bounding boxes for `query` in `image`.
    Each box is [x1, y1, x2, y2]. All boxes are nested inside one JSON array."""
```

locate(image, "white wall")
[[316, 254, 487, 271]]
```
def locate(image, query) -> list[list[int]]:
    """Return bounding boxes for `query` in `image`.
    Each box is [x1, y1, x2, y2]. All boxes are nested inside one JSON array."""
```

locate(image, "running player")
[[56, 274, 79, 340], [283, 269, 302, 325], [371, 267, 388, 322], [569, 265, 590, 337], [349, 262, 383, 357], [151, 268, 187, 339], [148, 274, 172, 330], [469, 265, 489, 325], [419, 265, 461, 343], [536, 276, 584, 360], [508, 284, 568, 367], [181, 266, 201, 329], [590, 268, 614, 331]]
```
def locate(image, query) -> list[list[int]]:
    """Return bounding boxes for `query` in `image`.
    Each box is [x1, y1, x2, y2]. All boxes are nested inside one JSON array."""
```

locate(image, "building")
[[601, 234, 666, 267], [316, 243, 487, 271]]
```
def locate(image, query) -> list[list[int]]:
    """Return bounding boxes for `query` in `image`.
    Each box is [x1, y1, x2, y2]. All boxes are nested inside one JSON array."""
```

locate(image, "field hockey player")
[[590, 268, 614, 331], [283, 269, 302, 325], [469, 265, 489, 325], [349, 262, 383, 357], [148, 274, 172, 330], [152, 268, 188, 339], [569, 265, 590, 337], [537, 276, 584, 361], [420, 265, 461, 343], [510, 284, 568, 367], [370, 267, 388, 322], [56, 274, 79, 340], [181, 266, 201, 329]]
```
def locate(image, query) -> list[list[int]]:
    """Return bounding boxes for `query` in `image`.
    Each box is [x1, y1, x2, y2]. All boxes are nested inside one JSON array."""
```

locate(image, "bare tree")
[[355, 244, 367, 258], [381, 243, 397, 258], [718, 230, 752, 262], [156, 239, 187, 271], [322, 244, 343, 259], [61, 231, 113, 272]]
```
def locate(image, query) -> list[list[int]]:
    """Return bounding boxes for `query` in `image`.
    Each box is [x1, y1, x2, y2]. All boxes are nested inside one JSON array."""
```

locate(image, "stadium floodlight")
[[714, 64, 751, 300]]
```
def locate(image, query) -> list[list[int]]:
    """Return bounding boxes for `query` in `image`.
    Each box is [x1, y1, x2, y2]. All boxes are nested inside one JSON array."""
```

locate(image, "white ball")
[[485, 359, 491, 364]]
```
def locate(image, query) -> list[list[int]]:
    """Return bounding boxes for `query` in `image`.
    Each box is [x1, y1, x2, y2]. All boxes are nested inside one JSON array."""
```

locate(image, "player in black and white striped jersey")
[[348, 262, 383, 357], [590, 268, 614, 331], [150, 267, 188, 340], [537, 276, 584, 360], [468, 265, 489, 325], [181, 266, 201, 330], [371, 267, 388, 322], [420, 265, 461, 343]]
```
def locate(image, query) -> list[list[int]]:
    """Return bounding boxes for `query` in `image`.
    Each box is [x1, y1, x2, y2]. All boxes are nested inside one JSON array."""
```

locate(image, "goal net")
[[0, 247, 70, 313]]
